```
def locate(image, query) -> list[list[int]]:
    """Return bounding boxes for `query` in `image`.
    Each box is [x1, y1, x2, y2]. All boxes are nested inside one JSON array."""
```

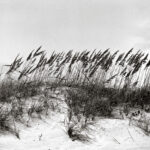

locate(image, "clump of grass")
[[65, 108, 93, 142], [67, 123, 91, 142], [0, 106, 20, 138], [129, 111, 150, 135], [66, 87, 113, 120], [0, 110, 11, 131]]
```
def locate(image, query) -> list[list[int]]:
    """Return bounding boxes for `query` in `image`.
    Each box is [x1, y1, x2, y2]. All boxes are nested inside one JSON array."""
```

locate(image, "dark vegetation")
[[0, 46, 150, 140]]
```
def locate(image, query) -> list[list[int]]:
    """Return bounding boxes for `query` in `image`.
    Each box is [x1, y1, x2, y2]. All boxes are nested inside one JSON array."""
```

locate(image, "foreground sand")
[[0, 108, 150, 150]]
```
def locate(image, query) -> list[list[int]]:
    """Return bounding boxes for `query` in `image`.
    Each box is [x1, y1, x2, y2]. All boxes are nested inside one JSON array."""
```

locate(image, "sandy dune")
[[0, 98, 150, 150]]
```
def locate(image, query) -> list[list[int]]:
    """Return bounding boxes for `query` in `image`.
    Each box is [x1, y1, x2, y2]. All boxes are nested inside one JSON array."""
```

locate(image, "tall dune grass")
[[3, 47, 150, 115], [5, 47, 150, 88], [0, 47, 150, 139]]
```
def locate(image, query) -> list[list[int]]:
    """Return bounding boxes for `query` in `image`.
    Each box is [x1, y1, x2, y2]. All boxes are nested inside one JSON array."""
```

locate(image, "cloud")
[[133, 19, 150, 51]]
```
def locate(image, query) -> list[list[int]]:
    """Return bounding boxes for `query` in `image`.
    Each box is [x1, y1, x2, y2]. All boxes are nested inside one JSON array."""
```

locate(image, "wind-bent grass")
[[0, 47, 150, 140]]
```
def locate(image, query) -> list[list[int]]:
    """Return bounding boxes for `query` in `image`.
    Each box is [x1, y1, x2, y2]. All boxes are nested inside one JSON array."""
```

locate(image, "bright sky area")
[[0, 0, 150, 63]]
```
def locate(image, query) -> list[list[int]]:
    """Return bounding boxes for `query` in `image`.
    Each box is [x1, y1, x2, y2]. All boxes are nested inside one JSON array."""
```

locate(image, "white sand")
[[0, 110, 149, 150], [0, 90, 150, 150]]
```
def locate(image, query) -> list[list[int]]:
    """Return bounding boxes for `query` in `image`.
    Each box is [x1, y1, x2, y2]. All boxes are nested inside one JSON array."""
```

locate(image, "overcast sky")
[[0, 0, 150, 63]]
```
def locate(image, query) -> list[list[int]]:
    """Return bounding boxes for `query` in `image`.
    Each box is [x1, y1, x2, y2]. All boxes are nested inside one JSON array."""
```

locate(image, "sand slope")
[[0, 109, 150, 150], [0, 90, 150, 150]]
